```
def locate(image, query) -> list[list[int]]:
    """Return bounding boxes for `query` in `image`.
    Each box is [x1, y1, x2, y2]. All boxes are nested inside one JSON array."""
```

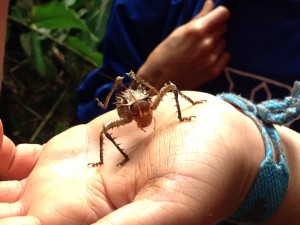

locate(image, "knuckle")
[[186, 22, 207, 38], [212, 64, 226, 77], [208, 55, 217, 66], [201, 38, 214, 51], [211, 67, 222, 78]]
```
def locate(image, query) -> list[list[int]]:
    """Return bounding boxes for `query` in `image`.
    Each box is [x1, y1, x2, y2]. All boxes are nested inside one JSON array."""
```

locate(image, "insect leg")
[[90, 117, 133, 167], [172, 89, 185, 121], [96, 76, 125, 109], [151, 82, 186, 121], [152, 81, 206, 121], [87, 128, 105, 167], [103, 124, 129, 167], [151, 82, 177, 110], [177, 91, 206, 105], [126, 70, 159, 95]]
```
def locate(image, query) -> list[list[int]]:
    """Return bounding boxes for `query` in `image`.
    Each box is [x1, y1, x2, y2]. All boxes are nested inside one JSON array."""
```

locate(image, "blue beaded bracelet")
[[216, 81, 300, 224]]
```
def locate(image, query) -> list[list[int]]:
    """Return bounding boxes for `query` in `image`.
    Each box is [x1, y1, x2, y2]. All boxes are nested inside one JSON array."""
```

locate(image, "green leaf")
[[29, 32, 47, 77], [65, 36, 102, 66], [20, 32, 32, 57], [31, 1, 89, 32], [63, 0, 76, 7]]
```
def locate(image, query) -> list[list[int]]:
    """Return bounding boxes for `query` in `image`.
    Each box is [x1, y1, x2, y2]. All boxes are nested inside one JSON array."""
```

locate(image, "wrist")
[[263, 126, 300, 225], [217, 83, 300, 224]]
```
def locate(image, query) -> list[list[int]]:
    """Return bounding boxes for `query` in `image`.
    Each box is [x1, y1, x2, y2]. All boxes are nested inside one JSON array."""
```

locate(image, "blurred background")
[[2, 0, 112, 144]]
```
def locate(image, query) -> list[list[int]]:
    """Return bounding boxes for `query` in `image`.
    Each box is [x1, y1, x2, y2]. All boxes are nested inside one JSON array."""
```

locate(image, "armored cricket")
[[88, 71, 206, 167]]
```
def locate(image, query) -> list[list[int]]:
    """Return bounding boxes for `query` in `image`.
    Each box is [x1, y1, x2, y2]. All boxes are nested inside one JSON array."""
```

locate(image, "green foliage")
[[4, 0, 113, 143], [8, 0, 112, 74], [65, 36, 102, 64], [31, 1, 90, 31]]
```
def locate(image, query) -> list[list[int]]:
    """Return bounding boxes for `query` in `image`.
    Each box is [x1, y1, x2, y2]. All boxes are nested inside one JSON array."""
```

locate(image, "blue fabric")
[[217, 82, 300, 223], [223, 0, 300, 81], [77, 0, 300, 132], [77, 0, 211, 122]]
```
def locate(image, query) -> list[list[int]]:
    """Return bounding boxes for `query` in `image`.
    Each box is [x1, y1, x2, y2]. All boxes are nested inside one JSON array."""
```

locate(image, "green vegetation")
[[3, 0, 112, 143]]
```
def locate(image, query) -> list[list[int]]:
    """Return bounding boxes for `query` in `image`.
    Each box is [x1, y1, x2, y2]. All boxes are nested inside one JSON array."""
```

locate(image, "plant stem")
[[29, 89, 66, 142]]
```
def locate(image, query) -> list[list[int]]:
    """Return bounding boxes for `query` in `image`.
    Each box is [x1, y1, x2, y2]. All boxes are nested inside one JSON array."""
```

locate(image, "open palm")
[[0, 92, 264, 225]]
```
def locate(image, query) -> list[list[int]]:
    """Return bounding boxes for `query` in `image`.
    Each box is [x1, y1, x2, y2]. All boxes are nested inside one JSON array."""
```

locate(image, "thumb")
[[194, 0, 215, 19], [92, 192, 223, 225], [0, 119, 42, 180], [0, 119, 4, 146], [0, 119, 17, 179]]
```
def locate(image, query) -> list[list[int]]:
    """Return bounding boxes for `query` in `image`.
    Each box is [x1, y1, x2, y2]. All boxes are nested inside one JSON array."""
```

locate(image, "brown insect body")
[[88, 71, 206, 167], [115, 87, 153, 129]]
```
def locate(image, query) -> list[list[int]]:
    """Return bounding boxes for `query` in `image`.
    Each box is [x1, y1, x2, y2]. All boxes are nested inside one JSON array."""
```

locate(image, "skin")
[[1, 1, 300, 224], [0, 92, 300, 225], [138, 1, 231, 90]]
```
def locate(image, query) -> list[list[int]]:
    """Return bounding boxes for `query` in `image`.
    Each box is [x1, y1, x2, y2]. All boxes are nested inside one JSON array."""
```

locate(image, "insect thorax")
[[115, 88, 150, 106]]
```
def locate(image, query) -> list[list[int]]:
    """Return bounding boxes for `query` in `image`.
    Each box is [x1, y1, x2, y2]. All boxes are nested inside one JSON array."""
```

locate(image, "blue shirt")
[[77, 0, 300, 131]]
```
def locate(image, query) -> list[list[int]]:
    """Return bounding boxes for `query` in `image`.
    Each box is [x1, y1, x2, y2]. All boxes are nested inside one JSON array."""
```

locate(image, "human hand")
[[0, 92, 269, 225], [137, 1, 230, 90]]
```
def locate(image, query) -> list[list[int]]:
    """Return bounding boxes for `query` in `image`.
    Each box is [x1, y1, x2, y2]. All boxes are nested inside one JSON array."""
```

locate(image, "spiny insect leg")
[[126, 71, 159, 95], [172, 89, 188, 121], [174, 89, 203, 121], [103, 127, 129, 166], [177, 91, 207, 105], [152, 81, 196, 121], [87, 128, 105, 167], [96, 76, 125, 109], [152, 82, 177, 110], [88, 117, 132, 167], [103, 118, 132, 166]]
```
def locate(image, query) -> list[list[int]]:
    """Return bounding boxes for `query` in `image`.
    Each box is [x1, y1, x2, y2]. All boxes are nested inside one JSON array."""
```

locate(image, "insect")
[[88, 71, 206, 167]]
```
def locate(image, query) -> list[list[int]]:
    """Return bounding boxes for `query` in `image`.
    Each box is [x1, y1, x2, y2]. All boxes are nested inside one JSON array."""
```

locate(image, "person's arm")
[[137, 2, 230, 90], [0, 91, 299, 225], [264, 125, 300, 225], [0, 0, 9, 91], [77, 1, 230, 123]]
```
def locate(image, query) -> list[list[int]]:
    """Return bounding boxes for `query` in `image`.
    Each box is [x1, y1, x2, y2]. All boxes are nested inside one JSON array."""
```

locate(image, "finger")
[[0, 202, 24, 218], [194, 0, 214, 19], [198, 24, 227, 52], [194, 6, 230, 32], [199, 39, 228, 73], [210, 22, 228, 42], [0, 216, 40, 225], [0, 120, 3, 146], [214, 38, 227, 54], [212, 52, 231, 76], [208, 38, 227, 63], [0, 143, 42, 181], [0, 135, 16, 180], [0, 119, 42, 181], [0, 180, 24, 203], [6, 144, 42, 180]]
